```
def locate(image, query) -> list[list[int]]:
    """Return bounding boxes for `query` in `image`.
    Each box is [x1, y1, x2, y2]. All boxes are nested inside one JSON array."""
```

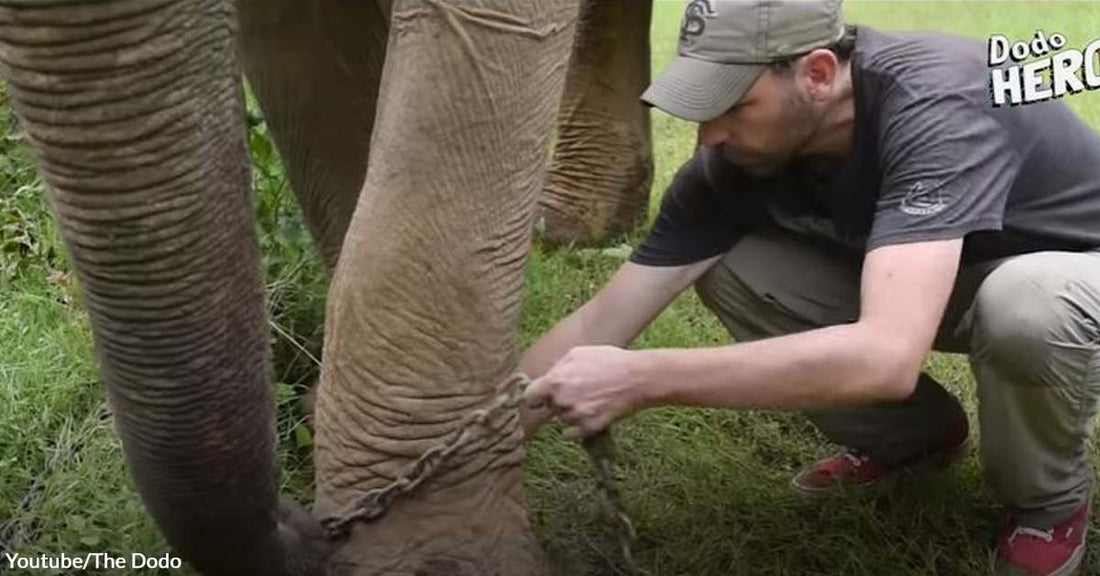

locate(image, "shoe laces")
[[1008, 525, 1055, 543], [843, 451, 870, 467]]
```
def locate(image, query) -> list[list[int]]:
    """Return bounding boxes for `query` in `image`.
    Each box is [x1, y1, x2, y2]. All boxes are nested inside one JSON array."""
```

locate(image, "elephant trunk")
[[540, 0, 654, 246], [0, 2, 322, 574]]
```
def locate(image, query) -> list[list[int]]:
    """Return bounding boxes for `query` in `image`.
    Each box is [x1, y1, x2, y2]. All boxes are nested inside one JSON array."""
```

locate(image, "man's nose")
[[697, 120, 729, 147]]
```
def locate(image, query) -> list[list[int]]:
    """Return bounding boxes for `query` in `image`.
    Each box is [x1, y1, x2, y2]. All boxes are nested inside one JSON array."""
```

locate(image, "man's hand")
[[518, 257, 721, 437], [524, 345, 652, 440]]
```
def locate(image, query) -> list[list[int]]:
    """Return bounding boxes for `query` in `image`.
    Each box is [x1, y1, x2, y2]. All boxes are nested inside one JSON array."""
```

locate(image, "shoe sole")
[[994, 495, 1091, 576], [1054, 544, 1085, 576], [790, 438, 971, 498], [994, 541, 1085, 576]]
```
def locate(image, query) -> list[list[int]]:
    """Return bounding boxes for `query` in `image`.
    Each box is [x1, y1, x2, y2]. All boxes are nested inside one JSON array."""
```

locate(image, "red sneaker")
[[996, 503, 1089, 576], [790, 421, 969, 496], [790, 450, 892, 494]]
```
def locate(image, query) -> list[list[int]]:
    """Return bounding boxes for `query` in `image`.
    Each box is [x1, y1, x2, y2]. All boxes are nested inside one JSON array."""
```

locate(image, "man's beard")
[[717, 144, 789, 177], [738, 153, 787, 176], [726, 92, 819, 176]]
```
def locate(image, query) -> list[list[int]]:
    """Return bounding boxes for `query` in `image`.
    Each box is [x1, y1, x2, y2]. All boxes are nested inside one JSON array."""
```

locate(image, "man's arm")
[[520, 255, 721, 434], [526, 238, 962, 438]]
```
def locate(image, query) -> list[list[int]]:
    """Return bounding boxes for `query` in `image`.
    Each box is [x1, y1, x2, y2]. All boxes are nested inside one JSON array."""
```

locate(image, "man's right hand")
[[518, 255, 723, 436]]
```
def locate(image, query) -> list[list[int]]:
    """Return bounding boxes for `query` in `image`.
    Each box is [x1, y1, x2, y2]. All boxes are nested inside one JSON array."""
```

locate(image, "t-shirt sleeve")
[[867, 90, 1020, 251], [629, 148, 760, 266]]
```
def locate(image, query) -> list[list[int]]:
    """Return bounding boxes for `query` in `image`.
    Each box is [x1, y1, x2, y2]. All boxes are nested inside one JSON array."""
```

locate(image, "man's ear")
[[797, 49, 839, 100]]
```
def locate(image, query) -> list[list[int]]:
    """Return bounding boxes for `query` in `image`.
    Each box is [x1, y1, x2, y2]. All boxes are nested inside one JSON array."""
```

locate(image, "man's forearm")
[[639, 321, 920, 411], [519, 258, 724, 435], [521, 258, 722, 379], [518, 301, 636, 433], [520, 312, 588, 379]]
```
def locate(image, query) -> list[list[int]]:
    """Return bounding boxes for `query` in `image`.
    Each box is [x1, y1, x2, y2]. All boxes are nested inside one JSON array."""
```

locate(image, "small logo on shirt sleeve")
[[900, 180, 949, 216]]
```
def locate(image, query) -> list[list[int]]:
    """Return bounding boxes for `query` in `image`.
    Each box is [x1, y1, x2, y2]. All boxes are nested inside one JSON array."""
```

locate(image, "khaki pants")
[[693, 229, 1100, 526]]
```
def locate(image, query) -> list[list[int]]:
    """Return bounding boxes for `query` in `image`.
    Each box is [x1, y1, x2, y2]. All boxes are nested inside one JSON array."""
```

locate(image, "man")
[[521, 1, 1100, 574]]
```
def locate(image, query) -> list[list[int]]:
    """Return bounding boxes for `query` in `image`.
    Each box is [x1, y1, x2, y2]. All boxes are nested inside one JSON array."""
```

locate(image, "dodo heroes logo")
[[680, 0, 716, 43], [988, 30, 1100, 106]]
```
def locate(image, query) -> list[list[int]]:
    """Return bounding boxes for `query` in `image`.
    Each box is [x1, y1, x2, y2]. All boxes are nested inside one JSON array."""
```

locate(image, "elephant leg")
[[0, 2, 324, 575], [312, 0, 580, 574], [539, 0, 654, 246], [237, 1, 390, 274]]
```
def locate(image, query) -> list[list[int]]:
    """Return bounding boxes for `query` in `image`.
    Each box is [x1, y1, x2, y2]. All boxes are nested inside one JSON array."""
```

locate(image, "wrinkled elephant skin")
[[313, 1, 578, 574], [237, 0, 390, 275], [540, 0, 654, 246]]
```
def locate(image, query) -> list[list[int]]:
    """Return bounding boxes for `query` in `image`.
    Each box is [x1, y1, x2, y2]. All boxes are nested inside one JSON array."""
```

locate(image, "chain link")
[[318, 373, 646, 575], [583, 431, 649, 576], [319, 373, 528, 539]]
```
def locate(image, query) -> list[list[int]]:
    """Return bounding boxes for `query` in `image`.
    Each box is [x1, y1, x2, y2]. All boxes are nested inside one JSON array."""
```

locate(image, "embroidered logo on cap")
[[680, 0, 717, 43]]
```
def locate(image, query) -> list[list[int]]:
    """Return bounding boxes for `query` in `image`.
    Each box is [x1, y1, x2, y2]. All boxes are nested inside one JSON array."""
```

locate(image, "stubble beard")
[[733, 90, 822, 177]]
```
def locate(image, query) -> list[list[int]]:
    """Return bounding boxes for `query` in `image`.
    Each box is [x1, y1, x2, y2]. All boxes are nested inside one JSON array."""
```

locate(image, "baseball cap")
[[642, 0, 846, 122]]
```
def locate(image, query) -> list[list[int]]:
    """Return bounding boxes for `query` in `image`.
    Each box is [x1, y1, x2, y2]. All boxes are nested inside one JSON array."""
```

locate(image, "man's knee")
[[693, 254, 759, 338], [971, 253, 1100, 381]]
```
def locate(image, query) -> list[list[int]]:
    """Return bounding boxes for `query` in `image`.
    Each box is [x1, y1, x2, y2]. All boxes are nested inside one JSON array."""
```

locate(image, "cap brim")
[[641, 57, 764, 122]]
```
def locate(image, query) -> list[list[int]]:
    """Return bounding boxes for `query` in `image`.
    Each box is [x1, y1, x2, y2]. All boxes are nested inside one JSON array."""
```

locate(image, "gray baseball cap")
[[642, 0, 846, 122]]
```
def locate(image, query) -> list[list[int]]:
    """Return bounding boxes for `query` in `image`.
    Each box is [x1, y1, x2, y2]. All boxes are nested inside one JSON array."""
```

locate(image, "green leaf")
[[293, 423, 313, 449]]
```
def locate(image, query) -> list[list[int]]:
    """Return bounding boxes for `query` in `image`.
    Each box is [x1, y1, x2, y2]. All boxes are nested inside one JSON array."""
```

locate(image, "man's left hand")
[[524, 345, 651, 440]]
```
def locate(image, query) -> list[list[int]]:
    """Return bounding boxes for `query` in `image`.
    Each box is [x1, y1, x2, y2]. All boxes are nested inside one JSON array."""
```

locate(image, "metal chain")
[[319, 373, 529, 539], [583, 431, 649, 576], [318, 373, 647, 575]]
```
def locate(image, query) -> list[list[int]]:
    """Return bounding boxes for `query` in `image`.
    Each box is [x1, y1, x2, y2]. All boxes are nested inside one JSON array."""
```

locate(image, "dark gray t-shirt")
[[631, 25, 1100, 267]]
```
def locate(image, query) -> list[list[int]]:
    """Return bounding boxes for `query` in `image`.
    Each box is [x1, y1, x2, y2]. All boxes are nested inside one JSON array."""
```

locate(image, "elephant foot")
[[536, 192, 647, 248], [320, 477, 549, 576], [273, 497, 334, 576]]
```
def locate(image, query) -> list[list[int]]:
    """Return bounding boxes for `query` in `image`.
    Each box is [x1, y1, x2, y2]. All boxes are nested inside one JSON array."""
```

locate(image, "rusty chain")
[[318, 373, 646, 575], [319, 373, 529, 538], [582, 431, 650, 576]]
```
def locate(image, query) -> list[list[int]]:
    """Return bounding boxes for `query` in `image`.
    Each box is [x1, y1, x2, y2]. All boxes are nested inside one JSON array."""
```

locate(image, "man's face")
[[697, 68, 820, 176]]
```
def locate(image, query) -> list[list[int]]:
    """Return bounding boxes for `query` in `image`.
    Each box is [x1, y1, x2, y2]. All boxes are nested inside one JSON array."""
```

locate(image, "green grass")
[[3, 2, 1100, 575]]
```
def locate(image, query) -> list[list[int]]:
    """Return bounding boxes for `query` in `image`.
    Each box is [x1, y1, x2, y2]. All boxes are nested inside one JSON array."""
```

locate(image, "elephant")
[[0, 0, 638, 574], [538, 0, 654, 247], [245, 0, 655, 264], [242, 0, 654, 274]]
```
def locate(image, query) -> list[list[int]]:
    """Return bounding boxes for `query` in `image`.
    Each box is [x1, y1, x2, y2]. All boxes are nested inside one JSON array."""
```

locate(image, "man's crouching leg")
[[693, 230, 968, 495], [970, 251, 1100, 576]]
